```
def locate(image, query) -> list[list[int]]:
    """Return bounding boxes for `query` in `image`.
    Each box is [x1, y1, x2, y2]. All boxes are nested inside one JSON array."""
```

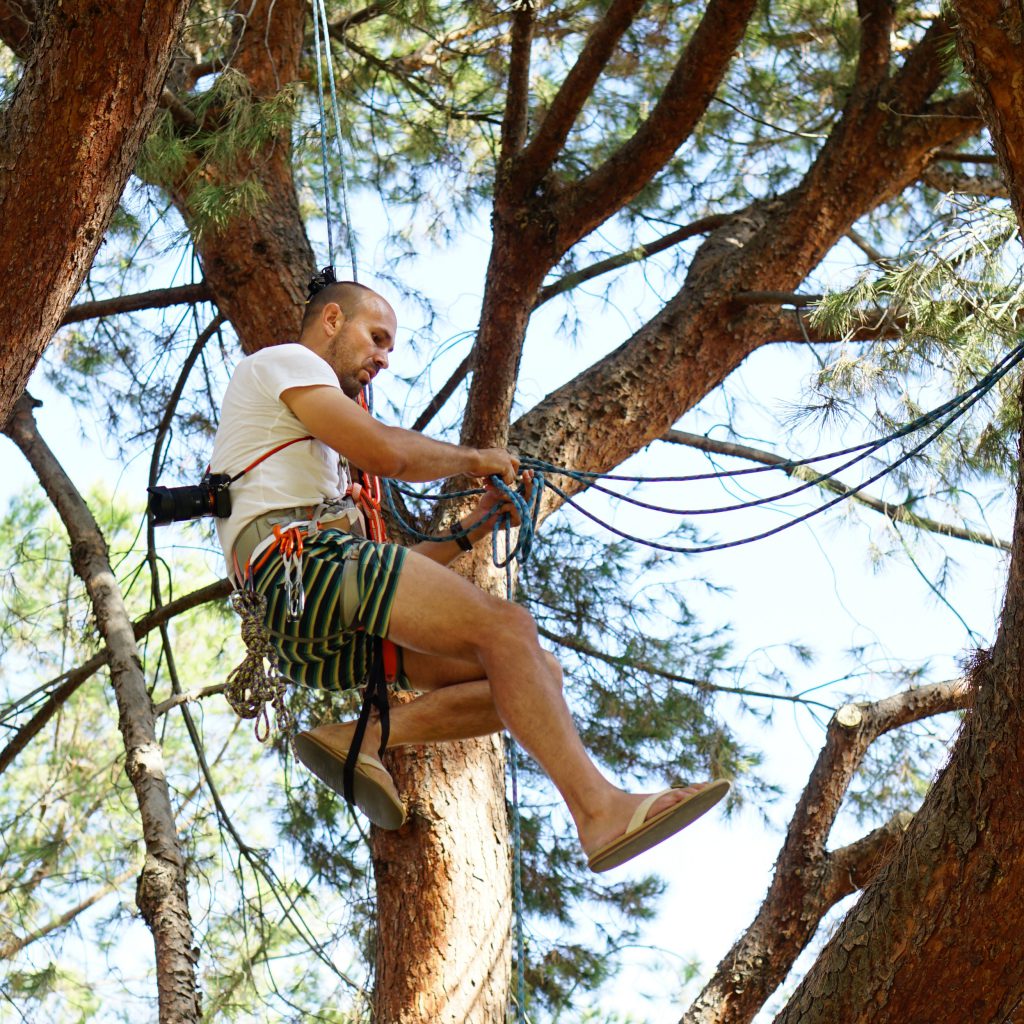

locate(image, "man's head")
[[299, 281, 398, 398]]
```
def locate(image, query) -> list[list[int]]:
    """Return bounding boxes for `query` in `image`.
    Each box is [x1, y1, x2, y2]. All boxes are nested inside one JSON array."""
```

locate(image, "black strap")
[[342, 636, 392, 807]]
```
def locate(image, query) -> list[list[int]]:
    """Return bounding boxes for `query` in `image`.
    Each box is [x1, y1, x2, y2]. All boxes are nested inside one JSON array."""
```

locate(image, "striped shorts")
[[251, 530, 408, 691]]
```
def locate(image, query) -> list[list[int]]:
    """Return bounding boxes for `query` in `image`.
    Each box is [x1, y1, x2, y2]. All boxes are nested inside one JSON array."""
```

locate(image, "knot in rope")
[[225, 588, 293, 742]]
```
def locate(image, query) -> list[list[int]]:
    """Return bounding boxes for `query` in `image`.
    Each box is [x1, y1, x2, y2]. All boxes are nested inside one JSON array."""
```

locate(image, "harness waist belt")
[[232, 500, 365, 580]]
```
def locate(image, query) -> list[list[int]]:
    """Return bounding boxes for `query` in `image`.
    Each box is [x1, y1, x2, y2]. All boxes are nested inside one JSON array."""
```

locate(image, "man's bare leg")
[[380, 550, 706, 858]]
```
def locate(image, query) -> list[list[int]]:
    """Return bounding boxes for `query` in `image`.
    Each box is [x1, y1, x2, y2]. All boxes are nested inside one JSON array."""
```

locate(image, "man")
[[211, 279, 728, 872]]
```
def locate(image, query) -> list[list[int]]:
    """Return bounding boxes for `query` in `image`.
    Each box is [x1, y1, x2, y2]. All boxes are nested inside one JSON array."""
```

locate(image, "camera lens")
[[147, 485, 209, 525]]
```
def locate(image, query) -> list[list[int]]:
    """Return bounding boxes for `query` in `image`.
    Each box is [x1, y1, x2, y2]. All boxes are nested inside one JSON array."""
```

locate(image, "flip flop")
[[293, 728, 407, 830], [587, 779, 731, 873]]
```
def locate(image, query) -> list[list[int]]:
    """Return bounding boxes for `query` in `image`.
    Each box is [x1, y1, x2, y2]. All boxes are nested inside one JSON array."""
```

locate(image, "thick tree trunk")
[[160, 0, 313, 354], [371, 732, 512, 1024], [0, 0, 190, 425], [3, 396, 201, 1024], [952, 0, 1024, 236], [769, 422, 1024, 1023]]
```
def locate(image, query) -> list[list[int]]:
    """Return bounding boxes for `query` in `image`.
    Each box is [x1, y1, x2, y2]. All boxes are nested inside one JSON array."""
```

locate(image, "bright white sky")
[[0, 184, 1010, 1023]]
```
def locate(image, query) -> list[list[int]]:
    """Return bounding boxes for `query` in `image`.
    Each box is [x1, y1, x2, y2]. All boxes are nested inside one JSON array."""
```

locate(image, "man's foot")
[[583, 780, 730, 873], [294, 723, 406, 830]]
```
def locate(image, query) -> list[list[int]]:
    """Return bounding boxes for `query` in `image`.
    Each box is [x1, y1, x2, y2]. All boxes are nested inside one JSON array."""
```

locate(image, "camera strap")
[[222, 434, 314, 484]]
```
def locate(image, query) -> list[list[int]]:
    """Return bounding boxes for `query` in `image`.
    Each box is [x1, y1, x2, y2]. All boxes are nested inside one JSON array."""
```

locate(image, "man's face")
[[323, 293, 398, 398]]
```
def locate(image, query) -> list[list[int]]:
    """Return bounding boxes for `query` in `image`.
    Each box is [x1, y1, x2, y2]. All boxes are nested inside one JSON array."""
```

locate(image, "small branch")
[[410, 354, 473, 433], [733, 290, 824, 307], [933, 149, 998, 165], [61, 283, 212, 326], [845, 228, 887, 265], [0, 578, 232, 776], [327, 2, 388, 33], [0, 865, 137, 959], [534, 214, 733, 308], [659, 430, 1011, 551], [536, 624, 832, 708], [153, 683, 228, 717], [821, 810, 915, 905], [499, 0, 536, 161], [159, 87, 198, 129], [920, 165, 1009, 198]]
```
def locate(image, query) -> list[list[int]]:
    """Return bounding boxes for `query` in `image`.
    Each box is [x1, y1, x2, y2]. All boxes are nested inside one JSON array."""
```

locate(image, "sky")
[[0, 182, 1013, 1023]]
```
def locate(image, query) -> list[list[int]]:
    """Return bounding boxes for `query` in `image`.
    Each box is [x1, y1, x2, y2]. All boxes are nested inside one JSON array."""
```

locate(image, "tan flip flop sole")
[[294, 730, 407, 830], [587, 779, 731, 873]]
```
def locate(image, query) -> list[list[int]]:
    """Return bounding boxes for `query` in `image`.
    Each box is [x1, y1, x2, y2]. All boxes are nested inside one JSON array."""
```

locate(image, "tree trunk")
[[3, 395, 201, 1024], [0, 0, 190, 425], [769, 421, 1024, 1022], [372, 732, 512, 1024], [952, 0, 1024, 235], [166, 0, 313, 353]]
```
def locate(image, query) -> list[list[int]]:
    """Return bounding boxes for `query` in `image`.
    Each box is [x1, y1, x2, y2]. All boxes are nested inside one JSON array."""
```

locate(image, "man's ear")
[[321, 301, 345, 334]]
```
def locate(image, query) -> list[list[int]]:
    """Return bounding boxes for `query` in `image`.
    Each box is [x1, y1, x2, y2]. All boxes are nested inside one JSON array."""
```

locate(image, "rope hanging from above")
[[311, 0, 358, 279]]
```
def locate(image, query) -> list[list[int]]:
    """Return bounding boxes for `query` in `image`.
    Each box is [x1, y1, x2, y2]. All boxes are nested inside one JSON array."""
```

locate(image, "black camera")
[[147, 473, 232, 525]]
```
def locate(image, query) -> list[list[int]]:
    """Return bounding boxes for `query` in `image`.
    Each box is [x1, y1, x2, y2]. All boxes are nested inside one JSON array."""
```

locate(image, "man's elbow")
[[370, 429, 408, 478]]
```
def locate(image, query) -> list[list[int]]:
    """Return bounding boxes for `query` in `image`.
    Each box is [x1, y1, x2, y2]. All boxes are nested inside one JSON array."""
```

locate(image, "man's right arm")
[[281, 384, 518, 484]]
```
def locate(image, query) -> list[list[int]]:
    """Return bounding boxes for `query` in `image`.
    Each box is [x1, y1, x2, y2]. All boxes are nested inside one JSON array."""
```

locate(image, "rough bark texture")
[[372, 732, 512, 1024], [953, 0, 1024, 234], [681, 683, 969, 1024], [769, 437, 1024, 1023], [0, 0, 190, 425], [2, 396, 201, 1024], [166, 0, 313, 352]]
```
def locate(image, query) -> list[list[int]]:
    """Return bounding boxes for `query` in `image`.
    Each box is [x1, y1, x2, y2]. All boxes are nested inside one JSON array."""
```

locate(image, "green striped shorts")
[[252, 530, 408, 691]]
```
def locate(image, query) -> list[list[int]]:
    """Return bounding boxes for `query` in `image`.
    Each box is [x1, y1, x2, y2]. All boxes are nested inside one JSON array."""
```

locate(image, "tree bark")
[[952, 0, 1024, 234], [682, 683, 969, 1024], [166, 0, 314, 353], [372, 732, 512, 1024], [2, 395, 201, 1024], [769, 430, 1024, 1023], [0, 0, 190, 426], [761, 9, 1024, 1021]]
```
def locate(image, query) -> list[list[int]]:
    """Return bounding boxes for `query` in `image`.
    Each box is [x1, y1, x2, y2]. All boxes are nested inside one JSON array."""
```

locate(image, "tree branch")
[[559, 0, 758, 245], [850, 0, 895, 98], [536, 624, 831, 707], [410, 354, 473, 433], [499, 0, 536, 162], [681, 679, 969, 1024], [659, 429, 1010, 550], [0, 866, 136, 959], [534, 214, 733, 309], [0, 577, 232, 777], [920, 165, 1008, 197], [1, 393, 200, 1018], [821, 810, 914, 906], [933, 148, 998, 165], [61, 283, 212, 326], [0, 0, 34, 57], [514, 0, 644, 185]]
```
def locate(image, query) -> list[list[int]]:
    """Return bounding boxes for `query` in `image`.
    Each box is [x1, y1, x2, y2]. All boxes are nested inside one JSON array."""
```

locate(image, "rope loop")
[[224, 588, 294, 742]]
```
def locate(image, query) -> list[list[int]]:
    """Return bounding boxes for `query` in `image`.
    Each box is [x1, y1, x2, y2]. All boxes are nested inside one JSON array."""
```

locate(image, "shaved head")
[[301, 280, 377, 331]]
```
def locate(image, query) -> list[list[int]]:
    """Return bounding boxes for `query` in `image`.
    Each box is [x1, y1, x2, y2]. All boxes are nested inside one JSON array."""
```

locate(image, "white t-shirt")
[[210, 343, 349, 567]]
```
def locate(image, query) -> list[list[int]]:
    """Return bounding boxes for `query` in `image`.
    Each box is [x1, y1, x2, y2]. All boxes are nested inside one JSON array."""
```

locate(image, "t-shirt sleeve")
[[250, 344, 340, 401]]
